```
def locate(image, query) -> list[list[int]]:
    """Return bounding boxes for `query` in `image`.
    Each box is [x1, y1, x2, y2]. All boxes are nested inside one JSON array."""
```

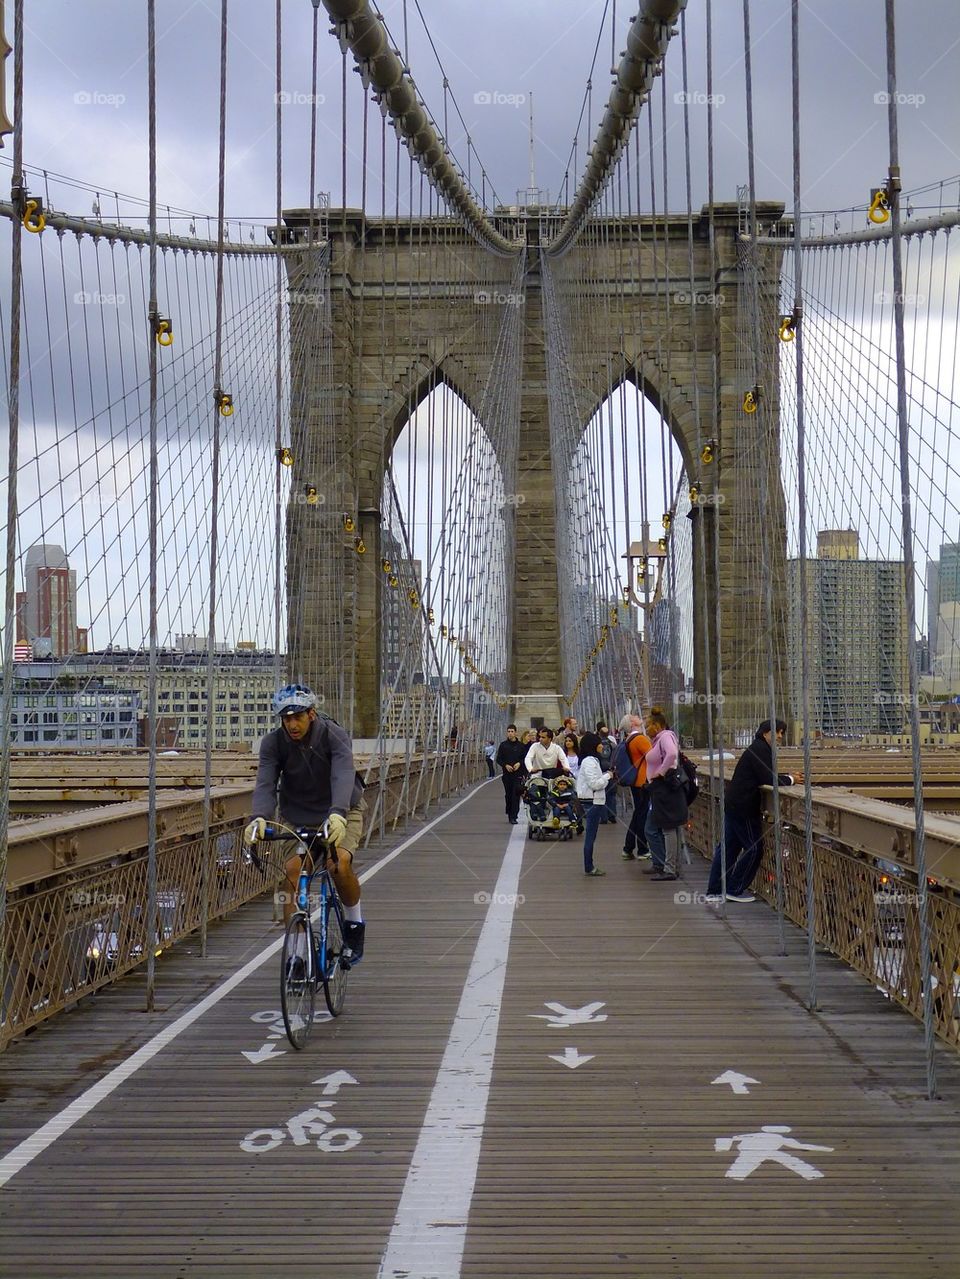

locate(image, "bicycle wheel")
[[280, 912, 316, 1049], [319, 884, 349, 1017]]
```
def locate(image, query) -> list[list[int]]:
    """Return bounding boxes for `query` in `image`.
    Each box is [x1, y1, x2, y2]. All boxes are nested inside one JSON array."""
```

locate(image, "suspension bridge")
[[2, 0, 960, 1274]]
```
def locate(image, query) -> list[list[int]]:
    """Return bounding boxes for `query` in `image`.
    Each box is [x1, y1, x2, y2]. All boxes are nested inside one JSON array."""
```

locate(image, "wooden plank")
[[0, 786, 957, 1277]]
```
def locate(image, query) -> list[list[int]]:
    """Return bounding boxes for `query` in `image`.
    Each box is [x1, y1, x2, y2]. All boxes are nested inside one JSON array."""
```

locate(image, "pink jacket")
[[644, 729, 678, 779]]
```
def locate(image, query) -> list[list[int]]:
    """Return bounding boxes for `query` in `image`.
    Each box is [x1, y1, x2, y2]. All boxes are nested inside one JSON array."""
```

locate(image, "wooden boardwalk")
[[2, 781, 959, 1278]]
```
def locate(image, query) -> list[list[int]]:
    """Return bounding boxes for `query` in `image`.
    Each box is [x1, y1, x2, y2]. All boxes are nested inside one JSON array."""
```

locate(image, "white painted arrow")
[[548, 1046, 595, 1070], [711, 1070, 760, 1095], [529, 1001, 608, 1028], [242, 1043, 287, 1065], [312, 1070, 359, 1095]]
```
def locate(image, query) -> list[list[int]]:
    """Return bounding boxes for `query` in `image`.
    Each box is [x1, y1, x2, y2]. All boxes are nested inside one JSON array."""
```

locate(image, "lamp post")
[[622, 521, 669, 710]]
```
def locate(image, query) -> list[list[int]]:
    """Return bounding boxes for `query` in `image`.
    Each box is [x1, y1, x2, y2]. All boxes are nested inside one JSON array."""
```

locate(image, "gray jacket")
[[251, 715, 363, 827]]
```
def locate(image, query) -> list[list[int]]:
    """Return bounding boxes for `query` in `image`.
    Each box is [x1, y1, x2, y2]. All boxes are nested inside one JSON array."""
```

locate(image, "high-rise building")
[[788, 529, 909, 737], [930, 542, 960, 674], [926, 558, 940, 673], [22, 543, 81, 658]]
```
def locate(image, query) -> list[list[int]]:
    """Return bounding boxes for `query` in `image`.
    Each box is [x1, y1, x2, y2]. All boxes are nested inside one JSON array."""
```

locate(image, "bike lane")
[[0, 783, 520, 1278], [458, 816, 960, 1279]]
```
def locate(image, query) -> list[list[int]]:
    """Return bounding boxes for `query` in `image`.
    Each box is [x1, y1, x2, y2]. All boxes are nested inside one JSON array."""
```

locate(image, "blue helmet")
[[272, 683, 317, 716]]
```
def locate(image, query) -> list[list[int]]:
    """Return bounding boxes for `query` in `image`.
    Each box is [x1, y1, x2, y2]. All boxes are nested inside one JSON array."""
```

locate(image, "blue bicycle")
[[254, 822, 350, 1049]]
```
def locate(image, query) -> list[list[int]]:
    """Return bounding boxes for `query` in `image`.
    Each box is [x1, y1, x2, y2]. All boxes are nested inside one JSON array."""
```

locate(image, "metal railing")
[[1, 751, 481, 1049], [686, 785, 960, 1052]]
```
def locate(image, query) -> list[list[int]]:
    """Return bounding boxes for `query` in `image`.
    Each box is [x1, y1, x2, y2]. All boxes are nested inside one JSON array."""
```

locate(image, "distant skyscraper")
[[931, 543, 960, 675], [788, 530, 909, 736], [926, 558, 940, 674], [23, 543, 79, 658]]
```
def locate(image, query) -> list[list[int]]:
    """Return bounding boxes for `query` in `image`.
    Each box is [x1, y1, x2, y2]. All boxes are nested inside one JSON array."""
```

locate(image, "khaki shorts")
[[281, 799, 365, 867]]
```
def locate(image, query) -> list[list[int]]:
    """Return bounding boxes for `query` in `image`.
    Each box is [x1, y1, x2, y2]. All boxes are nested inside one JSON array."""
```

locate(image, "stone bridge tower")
[[281, 202, 789, 739]]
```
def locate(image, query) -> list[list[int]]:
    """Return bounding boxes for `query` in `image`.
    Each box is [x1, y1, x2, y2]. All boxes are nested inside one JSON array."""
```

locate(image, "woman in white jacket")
[[575, 732, 613, 876]]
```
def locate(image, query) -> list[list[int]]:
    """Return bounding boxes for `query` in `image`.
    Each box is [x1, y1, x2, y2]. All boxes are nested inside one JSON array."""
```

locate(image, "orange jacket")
[[627, 732, 652, 786]]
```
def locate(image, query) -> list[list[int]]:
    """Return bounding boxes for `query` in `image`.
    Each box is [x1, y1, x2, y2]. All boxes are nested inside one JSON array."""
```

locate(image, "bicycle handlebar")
[[258, 821, 333, 845]]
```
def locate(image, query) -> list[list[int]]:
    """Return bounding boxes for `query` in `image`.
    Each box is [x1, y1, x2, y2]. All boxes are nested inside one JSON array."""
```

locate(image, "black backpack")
[[677, 751, 699, 805]]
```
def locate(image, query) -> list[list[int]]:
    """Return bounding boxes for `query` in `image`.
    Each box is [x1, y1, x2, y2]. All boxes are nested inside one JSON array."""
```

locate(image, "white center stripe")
[[378, 819, 526, 1279]]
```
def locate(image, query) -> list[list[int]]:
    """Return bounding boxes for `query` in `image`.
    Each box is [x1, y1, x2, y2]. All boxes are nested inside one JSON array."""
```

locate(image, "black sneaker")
[[342, 920, 365, 965], [621, 849, 637, 861]]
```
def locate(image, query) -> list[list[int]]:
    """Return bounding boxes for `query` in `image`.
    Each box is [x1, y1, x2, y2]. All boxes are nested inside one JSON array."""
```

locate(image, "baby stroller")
[[524, 774, 582, 841]]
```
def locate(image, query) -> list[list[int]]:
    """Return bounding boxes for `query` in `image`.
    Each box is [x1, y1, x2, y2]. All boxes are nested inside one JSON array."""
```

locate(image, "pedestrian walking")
[[615, 713, 651, 860], [595, 720, 617, 823], [705, 718, 801, 904], [484, 740, 496, 778], [575, 731, 612, 876], [643, 707, 687, 882], [524, 727, 570, 780], [495, 724, 527, 824]]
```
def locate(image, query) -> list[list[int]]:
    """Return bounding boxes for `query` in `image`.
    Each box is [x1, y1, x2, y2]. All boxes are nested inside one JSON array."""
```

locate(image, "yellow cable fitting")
[[427, 608, 435, 624], [387, 573, 398, 587], [778, 315, 796, 343], [343, 514, 355, 533], [354, 536, 366, 555], [658, 536, 668, 553], [701, 438, 716, 464], [217, 392, 234, 416], [662, 511, 672, 531], [278, 446, 294, 467], [440, 625, 447, 637], [304, 485, 319, 505], [22, 198, 45, 233], [154, 316, 174, 347], [381, 558, 392, 574], [689, 484, 701, 505], [868, 187, 891, 225], [408, 589, 420, 610], [742, 386, 760, 414]]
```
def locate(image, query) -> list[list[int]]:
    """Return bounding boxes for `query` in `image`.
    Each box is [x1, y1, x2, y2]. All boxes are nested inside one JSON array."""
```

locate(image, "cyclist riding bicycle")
[[244, 684, 367, 964]]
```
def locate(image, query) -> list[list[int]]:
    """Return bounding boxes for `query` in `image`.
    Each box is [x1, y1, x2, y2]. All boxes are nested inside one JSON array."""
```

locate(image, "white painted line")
[[378, 818, 526, 1279], [0, 783, 486, 1190]]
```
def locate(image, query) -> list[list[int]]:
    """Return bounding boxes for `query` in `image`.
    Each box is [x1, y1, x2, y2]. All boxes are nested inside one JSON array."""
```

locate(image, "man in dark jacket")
[[706, 719, 801, 903], [245, 684, 366, 961], [496, 724, 528, 824]]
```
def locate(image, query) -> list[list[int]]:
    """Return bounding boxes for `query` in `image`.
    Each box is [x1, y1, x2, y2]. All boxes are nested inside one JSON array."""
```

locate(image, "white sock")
[[344, 903, 363, 924]]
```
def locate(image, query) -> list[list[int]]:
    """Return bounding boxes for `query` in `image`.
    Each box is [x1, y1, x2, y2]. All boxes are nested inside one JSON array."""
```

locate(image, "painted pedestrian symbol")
[[715, 1125, 833, 1180], [529, 1001, 607, 1028]]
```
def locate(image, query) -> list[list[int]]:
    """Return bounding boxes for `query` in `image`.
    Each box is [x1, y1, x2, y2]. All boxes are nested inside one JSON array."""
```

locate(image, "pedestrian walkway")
[[1, 782, 959, 1278]]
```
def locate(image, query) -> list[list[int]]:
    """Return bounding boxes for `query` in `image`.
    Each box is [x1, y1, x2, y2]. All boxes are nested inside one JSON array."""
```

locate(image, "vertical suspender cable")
[[883, 0, 937, 1100], [145, 0, 160, 1011], [0, 0, 26, 1043], [705, 0, 729, 903], [201, 0, 230, 959], [272, 0, 284, 689], [742, 0, 787, 955], [790, 0, 818, 1010]]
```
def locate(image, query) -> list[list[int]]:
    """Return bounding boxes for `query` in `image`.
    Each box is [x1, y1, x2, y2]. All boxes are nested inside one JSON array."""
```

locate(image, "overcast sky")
[[7, 0, 960, 657], [15, 0, 960, 226]]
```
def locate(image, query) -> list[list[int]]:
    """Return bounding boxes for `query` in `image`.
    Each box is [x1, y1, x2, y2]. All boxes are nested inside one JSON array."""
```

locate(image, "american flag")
[[13, 644, 31, 662]]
